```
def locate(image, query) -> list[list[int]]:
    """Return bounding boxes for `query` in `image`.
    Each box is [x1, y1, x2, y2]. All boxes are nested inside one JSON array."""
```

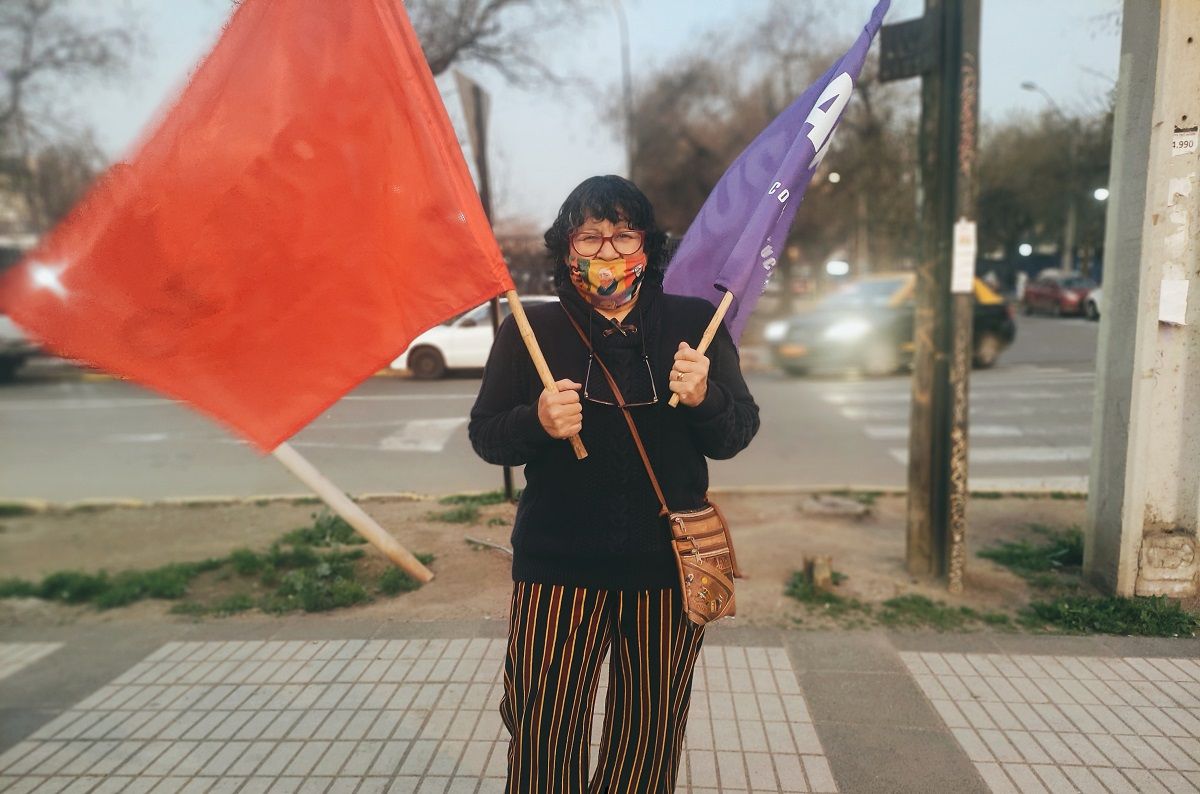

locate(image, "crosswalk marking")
[[379, 418, 468, 452], [970, 475, 1088, 492], [0, 643, 62, 681], [821, 388, 1087, 406], [863, 424, 1091, 441], [838, 405, 1065, 420], [865, 424, 1024, 440], [889, 446, 1091, 465]]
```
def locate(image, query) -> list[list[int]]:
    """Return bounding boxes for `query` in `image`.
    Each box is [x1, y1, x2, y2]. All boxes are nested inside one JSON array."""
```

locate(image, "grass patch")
[[0, 502, 38, 517], [0, 578, 38, 598], [93, 563, 207, 609], [878, 595, 980, 631], [38, 570, 113, 604], [428, 505, 481, 524], [785, 572, 1015, 632], [979, 523, 1198, 636], [784, 571, 870, 620], [378, 553, 436, 596], [825, 490, 882, 507], [280, 511, 365, 547], [978, 525, 1083, 585], [438, 490, 516, 507], [0, 512, 432, 617], [487, 517, 509, 527], [213, 593, 256, 615], [1021, 595, 1199, 637], [230, 548, 265, 576]]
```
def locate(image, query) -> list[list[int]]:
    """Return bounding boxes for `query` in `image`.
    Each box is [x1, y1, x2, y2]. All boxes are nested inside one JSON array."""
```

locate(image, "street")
[[0, 316, 1099, 502]]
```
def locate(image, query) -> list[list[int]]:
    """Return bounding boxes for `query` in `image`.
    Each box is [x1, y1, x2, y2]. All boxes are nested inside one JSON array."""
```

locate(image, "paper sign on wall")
[[1159, 278, 1189, 325], [1172, 125, 1198, 158], [952, 219, 977, 294]]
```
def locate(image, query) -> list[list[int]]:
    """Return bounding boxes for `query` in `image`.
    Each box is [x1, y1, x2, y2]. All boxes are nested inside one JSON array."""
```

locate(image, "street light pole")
[[612, 0, 635, 180], [1022, 81, 1078, 272]]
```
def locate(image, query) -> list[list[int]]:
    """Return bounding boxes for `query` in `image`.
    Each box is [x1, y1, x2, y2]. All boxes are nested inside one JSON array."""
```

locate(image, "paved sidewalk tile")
[[0, 638, 833, 793], [0, 642, 63, 681], [902, 651, 1200, 794]]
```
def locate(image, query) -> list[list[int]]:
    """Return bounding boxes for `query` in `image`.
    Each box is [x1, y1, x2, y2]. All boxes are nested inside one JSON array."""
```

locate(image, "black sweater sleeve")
[[681, 321, 761, 460], [468, 314, 556, 466]]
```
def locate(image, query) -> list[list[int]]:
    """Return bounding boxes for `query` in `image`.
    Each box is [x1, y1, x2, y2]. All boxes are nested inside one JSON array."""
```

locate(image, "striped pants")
[[499, 580, 705, 793]]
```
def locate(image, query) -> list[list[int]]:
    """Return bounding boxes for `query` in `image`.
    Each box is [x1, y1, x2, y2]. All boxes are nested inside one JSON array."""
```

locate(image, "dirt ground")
[[0, 492, 1089, 629]]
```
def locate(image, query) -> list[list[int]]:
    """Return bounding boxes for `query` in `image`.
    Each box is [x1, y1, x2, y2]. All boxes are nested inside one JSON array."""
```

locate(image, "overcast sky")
[[68, 0, 1122, 229]]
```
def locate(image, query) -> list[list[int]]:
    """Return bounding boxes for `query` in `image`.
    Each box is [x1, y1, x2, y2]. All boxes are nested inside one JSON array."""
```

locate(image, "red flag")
[[0, 0, 513, 452]]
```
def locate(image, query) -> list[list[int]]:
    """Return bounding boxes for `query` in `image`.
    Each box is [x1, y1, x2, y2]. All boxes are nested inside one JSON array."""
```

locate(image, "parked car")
[[1022, 271, 1097, 317], [0, 315, 36, 382], [1084, 286, 1102, 321], [391, 295, 559, 379], [0, 240, 38, 382], [764, 272, 1016, 377]]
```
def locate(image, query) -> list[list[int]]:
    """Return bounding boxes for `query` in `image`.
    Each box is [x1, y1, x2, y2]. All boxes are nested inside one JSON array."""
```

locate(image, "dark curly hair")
[[544, 175, 668, 287]]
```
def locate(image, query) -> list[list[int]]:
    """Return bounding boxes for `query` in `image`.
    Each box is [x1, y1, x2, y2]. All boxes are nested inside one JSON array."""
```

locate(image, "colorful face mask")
[[567, 252, 647, 311]]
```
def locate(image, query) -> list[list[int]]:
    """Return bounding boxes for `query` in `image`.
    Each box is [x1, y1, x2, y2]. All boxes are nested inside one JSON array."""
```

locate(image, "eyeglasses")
[[569, 229, 646, 258], [583, 354, 659, 407]]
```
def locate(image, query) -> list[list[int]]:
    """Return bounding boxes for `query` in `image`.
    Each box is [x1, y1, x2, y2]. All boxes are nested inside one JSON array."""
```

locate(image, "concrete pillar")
[[1086, 0, 1199, 597]]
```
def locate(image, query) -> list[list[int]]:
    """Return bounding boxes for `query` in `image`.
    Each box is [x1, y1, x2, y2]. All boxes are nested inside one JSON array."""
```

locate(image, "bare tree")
[[0, 0, 134, 230], [404, 0, 584, 83], [626, 1, 919, 293], [28, 130, 103, 227]]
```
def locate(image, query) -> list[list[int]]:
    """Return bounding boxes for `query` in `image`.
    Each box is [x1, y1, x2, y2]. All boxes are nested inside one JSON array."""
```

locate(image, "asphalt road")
[[0, 316, 1099, 502]]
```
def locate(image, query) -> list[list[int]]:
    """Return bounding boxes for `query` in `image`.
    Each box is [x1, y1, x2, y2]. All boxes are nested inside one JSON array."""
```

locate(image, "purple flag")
[[663, 0, 890, 343]]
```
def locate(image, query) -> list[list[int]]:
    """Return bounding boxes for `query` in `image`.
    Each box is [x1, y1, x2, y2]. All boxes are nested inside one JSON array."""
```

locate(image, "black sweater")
[[467, 278, 760, 590]]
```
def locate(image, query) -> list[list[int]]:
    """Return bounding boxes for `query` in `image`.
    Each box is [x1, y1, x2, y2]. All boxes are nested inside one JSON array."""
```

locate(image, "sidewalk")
[[2, 616, 1198, 793]]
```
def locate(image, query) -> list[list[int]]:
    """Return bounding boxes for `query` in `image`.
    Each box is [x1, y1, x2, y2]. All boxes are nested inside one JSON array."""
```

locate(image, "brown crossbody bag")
[[562, 310, 742, 626]]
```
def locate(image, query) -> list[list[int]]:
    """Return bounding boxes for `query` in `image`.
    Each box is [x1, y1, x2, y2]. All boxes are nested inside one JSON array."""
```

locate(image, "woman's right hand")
[[538, 379, 583, 438]]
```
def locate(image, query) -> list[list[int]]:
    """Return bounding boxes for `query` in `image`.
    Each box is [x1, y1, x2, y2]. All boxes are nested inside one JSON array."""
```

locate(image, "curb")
[[0, 486, 1087, 515], [42, 368, 411, 383], [0, 491, 436, 515]]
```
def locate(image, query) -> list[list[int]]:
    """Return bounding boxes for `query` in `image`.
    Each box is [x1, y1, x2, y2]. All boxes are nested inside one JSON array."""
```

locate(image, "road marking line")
[[341, 393, 477, 402], [103, 433, 172, 443], [839, 405, 1067, 420], [0, 397, 177, 410], [0, 393, 479, 411], [824, 388, 1091, 406], [969, 475, 1088, 492], [378, 418, 468, 452], [888, 445, 1091, 464], [865, 424, 1025, 440], [862, 423, 1091, 440]]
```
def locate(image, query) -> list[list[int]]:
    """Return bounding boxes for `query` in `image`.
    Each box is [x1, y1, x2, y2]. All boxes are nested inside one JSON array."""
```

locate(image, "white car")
[[0, 314, 37, 382], [1084, 286, 1102, 321], [391, 295, 559, 379]]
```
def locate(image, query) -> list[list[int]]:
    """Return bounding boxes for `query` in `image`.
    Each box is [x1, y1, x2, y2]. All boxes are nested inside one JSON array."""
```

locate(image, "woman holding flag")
[[469, 175, 760, 792]]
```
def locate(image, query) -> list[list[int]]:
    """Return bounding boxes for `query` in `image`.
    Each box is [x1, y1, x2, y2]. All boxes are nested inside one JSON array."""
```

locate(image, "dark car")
[[1022, 271, 1097, 317], [765, 273, 1016, 377], [0, 241, 39, 382]]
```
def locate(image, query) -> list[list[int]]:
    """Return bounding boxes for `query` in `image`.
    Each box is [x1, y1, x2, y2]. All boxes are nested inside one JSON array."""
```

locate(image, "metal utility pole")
[[612, 0, 635, 180], [880, 0, 979, 589], [1086, 0, 1198, 598], [1022, 81, 1078, 272], [455, 70, 515, 502]]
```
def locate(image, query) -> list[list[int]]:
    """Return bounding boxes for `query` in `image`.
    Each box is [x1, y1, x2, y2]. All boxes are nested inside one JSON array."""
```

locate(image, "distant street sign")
[[879, 15, 941, 82]]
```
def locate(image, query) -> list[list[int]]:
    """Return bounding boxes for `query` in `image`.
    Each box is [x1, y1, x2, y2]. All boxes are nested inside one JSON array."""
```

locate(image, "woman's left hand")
[[670, 342, 710, 407]]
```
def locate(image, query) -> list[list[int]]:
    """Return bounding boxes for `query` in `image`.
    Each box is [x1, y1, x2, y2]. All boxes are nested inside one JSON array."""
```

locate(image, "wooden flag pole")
[[504, 289, 588, 459], [272, 442, 434, 582], [669, 290, 736, 408]]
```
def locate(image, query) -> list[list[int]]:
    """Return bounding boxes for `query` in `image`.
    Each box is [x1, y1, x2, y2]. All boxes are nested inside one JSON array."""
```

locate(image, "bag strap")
[[561, 307, 671, 517]]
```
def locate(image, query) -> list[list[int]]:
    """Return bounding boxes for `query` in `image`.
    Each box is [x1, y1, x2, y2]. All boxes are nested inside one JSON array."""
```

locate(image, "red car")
[[1022, 272, 1097, 317]]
